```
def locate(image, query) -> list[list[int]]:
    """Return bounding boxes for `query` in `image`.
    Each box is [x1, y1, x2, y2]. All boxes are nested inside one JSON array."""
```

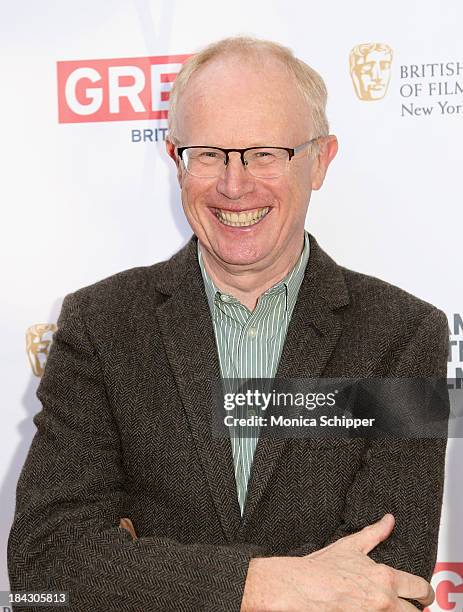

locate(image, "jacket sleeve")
[[7, 292, 268, 612], [285, 309, 449, 583]]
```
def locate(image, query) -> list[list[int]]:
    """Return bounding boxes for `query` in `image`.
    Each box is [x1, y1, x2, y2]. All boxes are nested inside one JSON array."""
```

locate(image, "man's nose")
[[216, 152, 255, 199]]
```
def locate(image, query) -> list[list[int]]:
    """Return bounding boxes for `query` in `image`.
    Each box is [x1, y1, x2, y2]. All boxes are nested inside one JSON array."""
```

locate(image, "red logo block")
[[426, 563, 463, 611], [57, 54, 191, 123]]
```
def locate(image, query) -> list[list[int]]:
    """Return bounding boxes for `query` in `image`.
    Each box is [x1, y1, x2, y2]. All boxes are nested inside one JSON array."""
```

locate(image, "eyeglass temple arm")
[[292, 137, 319, 157]]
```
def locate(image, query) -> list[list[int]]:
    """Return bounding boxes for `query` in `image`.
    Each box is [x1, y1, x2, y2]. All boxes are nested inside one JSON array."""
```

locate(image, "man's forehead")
[[176, 54, 311, 142], [183, 54, 298, 100]]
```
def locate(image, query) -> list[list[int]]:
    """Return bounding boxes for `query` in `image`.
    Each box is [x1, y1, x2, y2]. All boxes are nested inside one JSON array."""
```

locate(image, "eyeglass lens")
[[183, 147, 289, 178]]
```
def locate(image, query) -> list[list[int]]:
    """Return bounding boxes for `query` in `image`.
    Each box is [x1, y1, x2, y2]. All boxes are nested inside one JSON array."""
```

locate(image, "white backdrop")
[[1, 1, 461, 608]]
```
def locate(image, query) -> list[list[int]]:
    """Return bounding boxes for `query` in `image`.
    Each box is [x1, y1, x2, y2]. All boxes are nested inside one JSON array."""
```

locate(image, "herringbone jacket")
[[8, 233, 448, 611]]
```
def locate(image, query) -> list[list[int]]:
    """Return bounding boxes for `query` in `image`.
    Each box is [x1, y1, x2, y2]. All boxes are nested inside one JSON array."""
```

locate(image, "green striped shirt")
[[198, 231, 310, 514]]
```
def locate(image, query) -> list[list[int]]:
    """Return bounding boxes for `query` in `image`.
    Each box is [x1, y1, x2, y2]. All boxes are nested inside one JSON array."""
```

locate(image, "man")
[[8, 37, 448, 611]]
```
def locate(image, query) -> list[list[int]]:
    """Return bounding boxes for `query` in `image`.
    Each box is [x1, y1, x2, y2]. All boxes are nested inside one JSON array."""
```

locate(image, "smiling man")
[[9, 37, 448, 611], [166, 43, 337, 313]]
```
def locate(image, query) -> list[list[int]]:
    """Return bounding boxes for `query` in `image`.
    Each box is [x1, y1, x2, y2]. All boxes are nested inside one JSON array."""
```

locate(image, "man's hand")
[[241, 514, 434, 611]]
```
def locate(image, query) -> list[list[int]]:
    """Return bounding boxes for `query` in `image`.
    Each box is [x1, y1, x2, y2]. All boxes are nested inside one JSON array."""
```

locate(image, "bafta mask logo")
[[349, 43, 393, 101], [26, 323, 57, 377]]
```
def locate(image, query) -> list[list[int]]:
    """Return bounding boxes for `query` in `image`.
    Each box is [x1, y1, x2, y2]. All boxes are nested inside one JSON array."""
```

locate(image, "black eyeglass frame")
[[176, 137, 320, 169]]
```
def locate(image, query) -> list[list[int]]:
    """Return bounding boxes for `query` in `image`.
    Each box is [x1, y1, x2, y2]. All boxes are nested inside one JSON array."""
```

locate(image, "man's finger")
[[392, 568, 434, 607], [119, 517, 138, 540], [341, 514, 395, 554]]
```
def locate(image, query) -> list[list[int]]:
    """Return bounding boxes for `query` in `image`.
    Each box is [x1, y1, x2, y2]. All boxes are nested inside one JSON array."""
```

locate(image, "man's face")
[[167, 54, 337, 270], [352, 50, 392, 101]]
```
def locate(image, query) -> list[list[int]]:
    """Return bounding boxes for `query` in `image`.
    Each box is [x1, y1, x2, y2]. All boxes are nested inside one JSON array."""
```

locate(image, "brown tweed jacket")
[[8, 233, 449, 612]]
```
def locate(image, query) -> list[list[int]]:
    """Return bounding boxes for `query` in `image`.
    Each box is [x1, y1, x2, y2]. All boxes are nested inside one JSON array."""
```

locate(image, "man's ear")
[[165, 138, 184, 186], [311, 135, 338, 191]]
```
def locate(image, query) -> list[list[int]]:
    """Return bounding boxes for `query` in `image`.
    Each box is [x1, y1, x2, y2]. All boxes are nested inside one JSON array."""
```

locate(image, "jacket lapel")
[[238, 235, 350, 533], [153, 236, 242, 542]]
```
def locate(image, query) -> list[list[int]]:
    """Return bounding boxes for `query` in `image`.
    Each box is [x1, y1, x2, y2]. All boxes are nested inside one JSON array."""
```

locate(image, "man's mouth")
[[214, 206, 270, 227]]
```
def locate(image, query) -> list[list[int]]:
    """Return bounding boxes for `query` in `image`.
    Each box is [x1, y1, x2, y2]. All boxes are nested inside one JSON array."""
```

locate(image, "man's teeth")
[[216, 207, 270, 227]]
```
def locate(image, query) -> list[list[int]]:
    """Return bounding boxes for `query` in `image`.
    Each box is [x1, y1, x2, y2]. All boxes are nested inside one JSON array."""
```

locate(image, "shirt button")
[[247, 327, 258, 338], [220, 294, 232, 302]]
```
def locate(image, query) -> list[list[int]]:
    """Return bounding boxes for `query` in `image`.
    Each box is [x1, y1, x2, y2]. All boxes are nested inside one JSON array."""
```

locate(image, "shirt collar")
[[198, 230, 310, 316]]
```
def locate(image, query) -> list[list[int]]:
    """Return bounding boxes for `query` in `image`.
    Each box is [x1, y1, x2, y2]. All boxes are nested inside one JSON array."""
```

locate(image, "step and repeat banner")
[[1, 1, 461, 609]]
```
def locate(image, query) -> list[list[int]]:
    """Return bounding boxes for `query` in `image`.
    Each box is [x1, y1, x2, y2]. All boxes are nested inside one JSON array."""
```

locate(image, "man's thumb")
[[345, 514, 395, 555]]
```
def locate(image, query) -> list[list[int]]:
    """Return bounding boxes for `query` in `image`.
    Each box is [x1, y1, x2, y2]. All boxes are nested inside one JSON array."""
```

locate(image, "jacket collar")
[[151, 232, 349, 315]]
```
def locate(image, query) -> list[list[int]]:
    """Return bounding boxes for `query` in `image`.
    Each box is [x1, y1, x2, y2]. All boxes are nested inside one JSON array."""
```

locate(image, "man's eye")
[[250, 151, 277, 164], [200, 151, 220, 158]]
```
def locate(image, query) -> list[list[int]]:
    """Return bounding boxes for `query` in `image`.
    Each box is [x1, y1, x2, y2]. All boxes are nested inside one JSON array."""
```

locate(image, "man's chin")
[[208, 244, 270, 268], [215, 252, 266, 267]]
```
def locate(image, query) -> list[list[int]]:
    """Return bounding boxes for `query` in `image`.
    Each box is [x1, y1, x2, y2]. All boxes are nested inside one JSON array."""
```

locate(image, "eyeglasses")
[[176, 138, 319, 179]]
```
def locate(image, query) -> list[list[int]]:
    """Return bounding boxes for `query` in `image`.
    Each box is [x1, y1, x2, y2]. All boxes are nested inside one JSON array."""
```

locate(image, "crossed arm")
[[8, 292, 448, 611]]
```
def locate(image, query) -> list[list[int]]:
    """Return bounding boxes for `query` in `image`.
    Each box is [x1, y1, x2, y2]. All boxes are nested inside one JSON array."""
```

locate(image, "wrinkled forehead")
[[175, 54, 312, 146]]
